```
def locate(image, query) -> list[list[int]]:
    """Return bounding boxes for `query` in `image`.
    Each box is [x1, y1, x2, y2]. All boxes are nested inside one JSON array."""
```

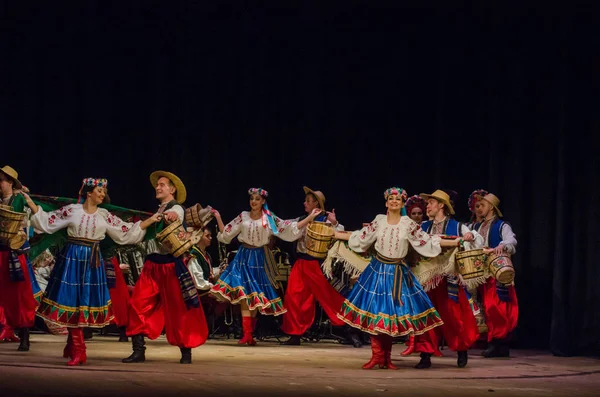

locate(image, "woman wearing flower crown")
[[334, 187, 461, 370], [210, 187, 321, 346], [23, 178, 160, 366]]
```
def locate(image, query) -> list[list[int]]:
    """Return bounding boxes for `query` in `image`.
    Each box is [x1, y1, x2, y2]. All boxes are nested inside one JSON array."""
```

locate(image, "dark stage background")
[[1, 1, 598, 356]]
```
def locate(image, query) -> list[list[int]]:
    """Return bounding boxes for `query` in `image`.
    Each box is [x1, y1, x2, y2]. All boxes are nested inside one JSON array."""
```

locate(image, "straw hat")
[[0, 165, 23, 190], [303, 186, 326, 210], [475, 193, 503, 218], [150, 171, 187, 204], [419, 189, 455, 215]]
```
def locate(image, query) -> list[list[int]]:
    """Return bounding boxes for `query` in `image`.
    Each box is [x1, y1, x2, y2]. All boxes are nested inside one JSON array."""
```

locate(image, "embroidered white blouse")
[[217, 211, 302, 246], [31, 204, 146, 245], [349, 215, 442, 259]]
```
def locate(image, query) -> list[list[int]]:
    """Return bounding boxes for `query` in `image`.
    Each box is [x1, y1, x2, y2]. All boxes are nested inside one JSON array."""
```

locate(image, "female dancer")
[[335, 187, 460, 370], [211, 187, 320, 346], [24, 178, 159, 365]]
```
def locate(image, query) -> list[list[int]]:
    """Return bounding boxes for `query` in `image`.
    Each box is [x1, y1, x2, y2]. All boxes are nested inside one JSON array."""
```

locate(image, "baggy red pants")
[[415, 278, 479, 353], [0, 251, 38, 328], [478, 278, 518, 341], [107, 257, 131, 328], [126, 260, 208, 348], [281, 258, 346, 336]]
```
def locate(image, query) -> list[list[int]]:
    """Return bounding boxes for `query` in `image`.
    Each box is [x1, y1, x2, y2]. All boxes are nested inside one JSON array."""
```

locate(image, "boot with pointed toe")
[[66, 328, 87, 366], [362, 335, 385, 369], [400, 335, 414, 356]]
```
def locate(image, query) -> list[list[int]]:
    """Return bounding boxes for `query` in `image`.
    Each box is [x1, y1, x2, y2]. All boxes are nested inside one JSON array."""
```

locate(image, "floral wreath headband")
[[78, 178, 108, 203], [468, 189, 488, 213], [248, 187, 268, 198], [384, 187, 408, 201], [405, 195, 426, 211]]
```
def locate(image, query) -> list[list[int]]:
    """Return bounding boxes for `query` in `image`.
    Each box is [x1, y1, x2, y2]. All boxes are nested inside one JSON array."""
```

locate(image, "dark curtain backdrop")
[[1, 1, 598, 356]]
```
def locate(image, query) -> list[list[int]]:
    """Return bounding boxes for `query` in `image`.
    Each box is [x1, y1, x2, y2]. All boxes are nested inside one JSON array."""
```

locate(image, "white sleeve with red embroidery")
[[217, 212, 244, 244], [348, 215, 382, 253], [100, 209, 146, 245], [405, 217, 442, 258], [274, 217, 302, 242], [30, 204, 77, 235], [500, 223, 517, 255]]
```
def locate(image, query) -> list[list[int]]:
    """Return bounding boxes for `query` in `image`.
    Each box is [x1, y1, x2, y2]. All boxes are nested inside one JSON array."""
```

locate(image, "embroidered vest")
[[421, 218, 462, 237], [474, 218, 504, 248]]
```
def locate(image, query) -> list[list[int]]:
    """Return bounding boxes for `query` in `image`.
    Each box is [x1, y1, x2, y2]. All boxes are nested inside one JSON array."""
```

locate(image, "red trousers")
[[108, 257, 131, 328], [415, 278, 479, 353], [126, 260, 208, 348], [478, 278, 518, 341], [0, 251, 38, 328], [281, 258, 345, 336]]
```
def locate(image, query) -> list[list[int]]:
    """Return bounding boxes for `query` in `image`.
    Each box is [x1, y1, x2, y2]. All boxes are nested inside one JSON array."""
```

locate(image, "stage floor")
[[1, 334, 599, 397]]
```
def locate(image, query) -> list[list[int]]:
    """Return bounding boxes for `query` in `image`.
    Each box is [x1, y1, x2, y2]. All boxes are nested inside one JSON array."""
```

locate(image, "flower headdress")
[[248, 187, 278, 235], [248, 187, 268, 198], [384, 187, 408, 215], [468, 189, 488, 213], [78, 178, 108, 204], [405, 194, 426, 214]]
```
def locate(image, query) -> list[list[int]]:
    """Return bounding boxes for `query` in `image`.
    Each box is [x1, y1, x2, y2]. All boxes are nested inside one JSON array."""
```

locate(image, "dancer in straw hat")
[[123, 171, 209, 364], [334, 187, 461, 370], [210, 188, 321, 346], [0, 166, 42, 351], [471, 192, 518, 358], [24, 177, 156, 365], [279, 186, 349, 346], [409, 189, 483, 369]]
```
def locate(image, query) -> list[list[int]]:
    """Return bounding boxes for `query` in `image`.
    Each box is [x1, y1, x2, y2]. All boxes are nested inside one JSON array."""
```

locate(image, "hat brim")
[[303, 186, 325, 210], [150, 171, 187, 204], [475, 195, 503, 217], [419, 193, 455, 215], [0, 169, 22, 190]]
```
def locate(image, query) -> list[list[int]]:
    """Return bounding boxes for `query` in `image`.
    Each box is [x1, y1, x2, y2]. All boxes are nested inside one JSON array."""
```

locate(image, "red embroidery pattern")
[[48, 206, 74, 225], [121, 225, 130, 233], [91, 215, 97, 236], [106, 213, 122, 227], [77, 214, 85, 236], [84, 215, 91, 238]]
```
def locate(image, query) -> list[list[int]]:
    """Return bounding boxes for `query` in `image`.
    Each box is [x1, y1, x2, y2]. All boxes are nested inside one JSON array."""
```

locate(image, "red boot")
[[237, 316, 257, 346], [362, 335, 385, 369], [381, 335, 399, 370], [66, 328, 87, 366], [400, 335, 414, 356], [0, 326, 20, 343], [63, 332, 73, 359]]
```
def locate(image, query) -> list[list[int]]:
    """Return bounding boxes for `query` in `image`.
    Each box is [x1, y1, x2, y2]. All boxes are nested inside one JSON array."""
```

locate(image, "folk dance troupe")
[[0, 164, 518, 369]]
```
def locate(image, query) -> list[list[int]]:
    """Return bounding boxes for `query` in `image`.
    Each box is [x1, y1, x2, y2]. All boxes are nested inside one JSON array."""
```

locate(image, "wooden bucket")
[[184, 204, 214, 228], [305, 221, 335, 259], [455, 248, 486, 280], [0, 204, 26, 249], [156, 219, 193, 257], [486, 252, 515, 284]]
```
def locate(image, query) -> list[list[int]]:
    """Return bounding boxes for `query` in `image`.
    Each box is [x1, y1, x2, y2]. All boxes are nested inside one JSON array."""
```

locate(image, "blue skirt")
[[211, 246, 286, 316], [26, 256, 42, 303], [337, 257, 444, 337], [37, 243, 113, 327]]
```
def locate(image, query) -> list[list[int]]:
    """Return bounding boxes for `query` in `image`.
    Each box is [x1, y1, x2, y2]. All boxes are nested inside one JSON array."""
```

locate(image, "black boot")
[[280, 335, 301, 345], [415, 352, 432, 369], [118, 327, 129, 342], [457, 351, 468, 368], [17, 328, 30, 352], [482, 339, 510, 358], [347, 328, 363, 348], [180, 347, 192, 364], [122, 334, 146, 363]]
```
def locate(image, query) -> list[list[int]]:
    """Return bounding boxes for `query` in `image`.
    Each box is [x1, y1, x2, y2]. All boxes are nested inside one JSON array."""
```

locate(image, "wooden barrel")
[[455, 248, 486, 280], [305, 221, 334, 259], [486, 252, 515, 284], [156, 220, 193, 257]]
